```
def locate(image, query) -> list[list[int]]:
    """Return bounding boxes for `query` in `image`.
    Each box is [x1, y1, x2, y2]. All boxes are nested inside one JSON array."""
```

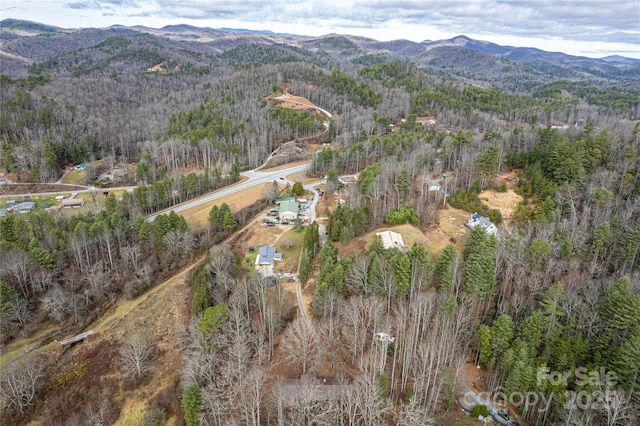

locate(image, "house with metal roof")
[[13, 201, 36, 213], [376, 230, 407, 251], [255, 245, 283, 267], [278, 199, 298, 221]]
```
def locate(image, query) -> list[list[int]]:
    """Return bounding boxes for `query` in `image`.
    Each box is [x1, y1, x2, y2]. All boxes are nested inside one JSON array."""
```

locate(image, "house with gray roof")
[[466, 212, 498, 235], [255, 245, 283, 267], [14, 201, 36, 213]]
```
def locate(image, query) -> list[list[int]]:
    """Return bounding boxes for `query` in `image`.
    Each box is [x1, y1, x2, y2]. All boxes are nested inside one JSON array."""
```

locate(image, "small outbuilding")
[[61, 198, 85, 208]]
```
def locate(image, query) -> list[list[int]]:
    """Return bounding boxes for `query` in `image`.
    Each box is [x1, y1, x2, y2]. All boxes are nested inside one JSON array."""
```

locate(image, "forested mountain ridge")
[[2, 19, 639, 87], [0, 18, 639, 426]]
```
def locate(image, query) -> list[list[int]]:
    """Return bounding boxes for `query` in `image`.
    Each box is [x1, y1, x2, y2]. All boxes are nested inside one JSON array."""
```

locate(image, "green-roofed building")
[[278, 199, 298, 221]]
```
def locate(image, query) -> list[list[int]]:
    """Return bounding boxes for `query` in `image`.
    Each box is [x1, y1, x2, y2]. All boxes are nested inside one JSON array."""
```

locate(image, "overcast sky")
[[2, 0, 639, 58]]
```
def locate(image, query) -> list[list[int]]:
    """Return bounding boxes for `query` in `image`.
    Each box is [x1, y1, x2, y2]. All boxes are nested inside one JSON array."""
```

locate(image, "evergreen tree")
[[463, 227, 496, 298], [1, 142, 16, 173], [478, 324, 492, 366], [540, 283, 566, 343], [490, 313, 514, 365], [197, 303, 230, 337], [208, 205, 220, 225], [433, 244, 457, 291], [292, 181, 304, 196], [182, 384, 202, 426], [394, 168, 410, 206], [221, 210, 238, 231]]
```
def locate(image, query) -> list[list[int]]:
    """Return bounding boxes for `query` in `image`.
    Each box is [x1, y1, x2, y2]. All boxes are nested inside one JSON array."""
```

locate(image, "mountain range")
[[1, 18, 638, 89]]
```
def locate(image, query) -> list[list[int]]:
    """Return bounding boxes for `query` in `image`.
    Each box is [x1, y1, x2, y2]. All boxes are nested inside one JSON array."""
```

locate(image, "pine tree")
[[197, 303, 230, 337], [619, 221, 640, 271], [433, 244, 457, 291], [208, 205, 220, 225], [1, 142, 16, 173], [394, 168, 410, 206], [490, 314, 514, 365], [182, 384, 202, 426], [463, 228, 496, 298], [539, 282, 566, 343], [221, 211, 237, 231], [478, 324, 492, 366]]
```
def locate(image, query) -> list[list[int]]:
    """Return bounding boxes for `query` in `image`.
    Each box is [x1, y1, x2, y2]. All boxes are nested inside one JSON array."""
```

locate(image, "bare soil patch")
[[270, 93, 329, 118], [494, 169, 520, 190], [478, 189, 522, 226], [425, 206, 471, 253]]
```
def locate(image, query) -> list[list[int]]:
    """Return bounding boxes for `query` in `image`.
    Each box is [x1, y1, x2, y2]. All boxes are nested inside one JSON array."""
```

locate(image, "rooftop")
[[257, 245, 282, 265], [376, 230, 407, 250], [279, 199, 299, 214]]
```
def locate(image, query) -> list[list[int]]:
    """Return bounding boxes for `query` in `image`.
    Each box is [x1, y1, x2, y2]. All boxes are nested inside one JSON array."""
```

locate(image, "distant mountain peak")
[[0, 18, 61, 34]]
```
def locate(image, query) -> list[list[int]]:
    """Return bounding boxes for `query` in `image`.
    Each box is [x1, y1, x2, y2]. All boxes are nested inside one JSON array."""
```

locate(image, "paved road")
[[146, 162, 310, 221]]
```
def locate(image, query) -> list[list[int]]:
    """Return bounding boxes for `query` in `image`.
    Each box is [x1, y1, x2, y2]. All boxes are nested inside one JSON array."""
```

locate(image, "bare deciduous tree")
[[0, 356, 43, 413], [0, 249, 35, 298], [40, 285, 68, 324], [121, 243, 141, 271], [280, 318, 317, 373], [119, 333, 154, 380]]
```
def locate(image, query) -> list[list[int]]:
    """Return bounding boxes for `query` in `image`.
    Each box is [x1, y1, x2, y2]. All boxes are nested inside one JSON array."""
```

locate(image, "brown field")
[[179, 180, 267, 228], [478, 188, 522, 227], [432, 206, 470, 252], [474, 170, 523, 229]]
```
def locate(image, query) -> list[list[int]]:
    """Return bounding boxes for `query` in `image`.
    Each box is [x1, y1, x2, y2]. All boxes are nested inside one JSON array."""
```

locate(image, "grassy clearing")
[[94, 260, 199, 335], [61, 169, 87, 185], [0, 332, 59, 369], [274, 228, 306, 273], [178, 179, 265, 228]]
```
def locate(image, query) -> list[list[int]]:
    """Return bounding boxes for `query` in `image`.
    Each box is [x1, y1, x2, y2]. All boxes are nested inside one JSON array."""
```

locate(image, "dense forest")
[[0, 20, 639, 426]]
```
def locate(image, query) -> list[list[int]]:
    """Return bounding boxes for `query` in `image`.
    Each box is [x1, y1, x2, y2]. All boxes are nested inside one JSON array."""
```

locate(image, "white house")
[[376, 230, 407, 251], [466, 213, 498, 235]]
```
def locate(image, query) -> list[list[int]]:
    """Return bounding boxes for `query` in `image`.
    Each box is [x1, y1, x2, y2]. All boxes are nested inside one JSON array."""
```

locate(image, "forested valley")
[[0, 20, 639, 426]]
